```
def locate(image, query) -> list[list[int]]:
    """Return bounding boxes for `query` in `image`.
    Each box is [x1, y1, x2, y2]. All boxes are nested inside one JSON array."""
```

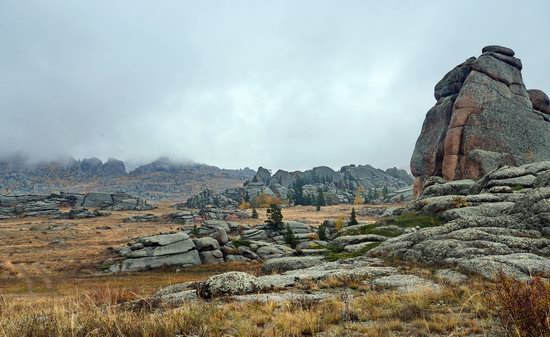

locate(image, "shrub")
[[335, 216, 346, 232], [323, 242, 380, 262], [385, 213, 443, 228], [452, 196, 469, 208], [488, 274, 550, 337], [239, 201, 251, 210], [348, 207, 358, 226], [251, 208, 258, 219], [252, 193, 282, 208], [284, 225, 299, 248], [233, 239, 252, 248], [318, 223, 328, 241]]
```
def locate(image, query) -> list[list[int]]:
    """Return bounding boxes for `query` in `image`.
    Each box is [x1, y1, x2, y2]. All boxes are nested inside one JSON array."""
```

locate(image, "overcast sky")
[[1, 1, 549, 171]]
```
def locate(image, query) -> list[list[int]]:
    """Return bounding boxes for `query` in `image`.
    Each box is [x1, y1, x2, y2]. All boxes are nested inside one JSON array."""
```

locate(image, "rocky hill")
[[0, 155, 255, 201], [185, 164, 413, 208], [411, 45, 550, 196]]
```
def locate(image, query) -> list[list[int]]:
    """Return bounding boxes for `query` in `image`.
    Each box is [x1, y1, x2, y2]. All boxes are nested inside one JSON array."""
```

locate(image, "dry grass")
[[487, 274, 550, 337]]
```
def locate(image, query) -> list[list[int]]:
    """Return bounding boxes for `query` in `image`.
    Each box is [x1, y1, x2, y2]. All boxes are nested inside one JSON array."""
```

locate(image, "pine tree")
[[284, 224, 299, 248], [382, 185, 389, 198], [349, 207, 358, 226], [265, 203, 283, 230], [251, 208, 258, 219], [318, 222, 328, 241], [316, 188, 325, 211]]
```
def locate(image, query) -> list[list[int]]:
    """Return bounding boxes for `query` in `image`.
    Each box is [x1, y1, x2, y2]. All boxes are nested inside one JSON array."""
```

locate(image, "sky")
[[1, 1, 549, 171]]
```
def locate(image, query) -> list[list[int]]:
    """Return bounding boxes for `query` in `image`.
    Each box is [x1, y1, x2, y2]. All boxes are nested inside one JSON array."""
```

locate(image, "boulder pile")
[[185, 165, 413, 209], [0, 192, 153, 219], [411, 45, 550, 196], [370, 160, 550, 279]]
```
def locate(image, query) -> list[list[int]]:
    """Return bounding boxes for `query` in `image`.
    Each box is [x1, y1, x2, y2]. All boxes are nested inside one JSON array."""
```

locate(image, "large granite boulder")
[[411, 45, 550, 196]]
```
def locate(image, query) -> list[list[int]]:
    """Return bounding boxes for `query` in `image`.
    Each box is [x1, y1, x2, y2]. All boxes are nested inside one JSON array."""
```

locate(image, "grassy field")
[[0, 203, 382, 295], [0, 202, 547, 336]]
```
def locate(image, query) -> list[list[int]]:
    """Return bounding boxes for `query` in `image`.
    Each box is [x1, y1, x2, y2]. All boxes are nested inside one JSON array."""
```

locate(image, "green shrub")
[[233, 239, 252, 248], [385, 213, 442, 228], [323, 242, 381, 262]]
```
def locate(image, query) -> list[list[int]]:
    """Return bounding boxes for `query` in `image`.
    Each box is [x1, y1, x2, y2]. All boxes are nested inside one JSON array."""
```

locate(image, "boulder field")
[[411, 45, 550, 196]]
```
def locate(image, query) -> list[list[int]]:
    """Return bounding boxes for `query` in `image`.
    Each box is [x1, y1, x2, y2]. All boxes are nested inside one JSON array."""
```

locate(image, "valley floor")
[[0, 203, 511, 336]]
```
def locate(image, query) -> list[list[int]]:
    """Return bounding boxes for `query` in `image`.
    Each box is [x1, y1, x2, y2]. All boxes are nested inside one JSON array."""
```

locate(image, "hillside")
[[0, 155, 255, 201]]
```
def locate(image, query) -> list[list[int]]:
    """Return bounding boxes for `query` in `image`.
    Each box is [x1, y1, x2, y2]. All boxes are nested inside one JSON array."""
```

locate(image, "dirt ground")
[[0, 203, 391, 297]]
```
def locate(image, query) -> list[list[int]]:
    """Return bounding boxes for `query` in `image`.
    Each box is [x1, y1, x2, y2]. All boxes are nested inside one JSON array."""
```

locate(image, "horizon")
[[1, 1, 549, 171]]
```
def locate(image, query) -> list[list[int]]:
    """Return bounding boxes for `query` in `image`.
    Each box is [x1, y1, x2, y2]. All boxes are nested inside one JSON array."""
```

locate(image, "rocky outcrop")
[[370, 161, 550, 279], [0, 191, 153, 218], [186, 164, 413, 208], [411, 45, 550, 196]]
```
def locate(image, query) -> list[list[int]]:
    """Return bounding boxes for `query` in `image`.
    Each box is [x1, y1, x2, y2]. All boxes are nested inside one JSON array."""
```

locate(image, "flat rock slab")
[[232, 291, 330, 303], [262, 256, 324, 274], [369, 274, 441, 293]]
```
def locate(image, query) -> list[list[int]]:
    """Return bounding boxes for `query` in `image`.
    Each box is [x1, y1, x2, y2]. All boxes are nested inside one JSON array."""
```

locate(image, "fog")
[[1, 0, 549, 171]]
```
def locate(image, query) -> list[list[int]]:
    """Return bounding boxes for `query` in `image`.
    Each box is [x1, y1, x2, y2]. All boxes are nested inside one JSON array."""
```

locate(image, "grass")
[[0, 276, 503, 336], [382, 213, 443, 228], [323, 242, 381, 262]]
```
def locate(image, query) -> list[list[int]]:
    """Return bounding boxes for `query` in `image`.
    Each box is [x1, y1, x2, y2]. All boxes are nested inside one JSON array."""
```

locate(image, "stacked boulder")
[[111, 232, 200, 272], [411, 45, 550, 196]]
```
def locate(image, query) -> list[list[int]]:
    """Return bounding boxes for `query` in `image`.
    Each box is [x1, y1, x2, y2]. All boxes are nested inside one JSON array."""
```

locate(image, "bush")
[[251, 208, 258, 219], [265, 204, 284, 230], [385, 213, 443, 228], [489, 274, 550, 337], [335, 216, 346, 232], [252, 193, 282, 208], [239, 201, 251, 210], [284, 225, 299, 248], [318, 223, 328, 241], [233, 239, 252, 248]]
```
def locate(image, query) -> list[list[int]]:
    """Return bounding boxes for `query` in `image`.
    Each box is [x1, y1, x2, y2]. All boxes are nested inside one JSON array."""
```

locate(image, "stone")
[[528, 89, 550, 114], [482, 45, 515, 56], [200, 250, 224, 264], [261, 256, 324, 274], [196, 272, 260, 299], [434, 269, 468, 284], [138, 232, 189, 246], [370, 275, 441, 293], [120, 250, 201, 272], [211, 228, 229, 245], [193, 237, 220, 251]]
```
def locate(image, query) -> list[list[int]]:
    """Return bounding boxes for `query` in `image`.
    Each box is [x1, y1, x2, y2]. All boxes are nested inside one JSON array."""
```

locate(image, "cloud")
[[0, 0, 549, 170]]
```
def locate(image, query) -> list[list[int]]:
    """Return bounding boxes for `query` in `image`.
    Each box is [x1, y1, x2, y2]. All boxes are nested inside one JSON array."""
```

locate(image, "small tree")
[[349, 207, 358, 226], [382, 185, 389, 198], [284, 224, 299, 248], [265, 203, 284, 230], [251, 208, 258, 219], [316, 188, 325, 211], [318, 222, 328, 241]]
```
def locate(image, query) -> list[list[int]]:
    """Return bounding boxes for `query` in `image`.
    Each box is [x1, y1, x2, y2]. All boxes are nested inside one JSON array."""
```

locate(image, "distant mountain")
[[0, 155, 255, 201]]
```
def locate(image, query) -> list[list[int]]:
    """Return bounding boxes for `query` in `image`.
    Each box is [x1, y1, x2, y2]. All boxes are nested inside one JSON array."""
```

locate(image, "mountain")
[[0, 155, 255, 201]]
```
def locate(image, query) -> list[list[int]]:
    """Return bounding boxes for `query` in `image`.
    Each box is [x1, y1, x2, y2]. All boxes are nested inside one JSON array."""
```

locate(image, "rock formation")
[[186, 164, 413, 208], [0, 191, 153, 219], [370, 160, 550, 279], [411, 45, 550, 196]]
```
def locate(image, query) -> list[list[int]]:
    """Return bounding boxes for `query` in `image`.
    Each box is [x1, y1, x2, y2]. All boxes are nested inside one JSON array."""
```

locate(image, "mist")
[[1, 0, 549, 171]]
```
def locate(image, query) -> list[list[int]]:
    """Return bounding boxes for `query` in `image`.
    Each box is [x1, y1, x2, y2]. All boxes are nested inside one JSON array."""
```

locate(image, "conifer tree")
[[349, 207, 358, 226]]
